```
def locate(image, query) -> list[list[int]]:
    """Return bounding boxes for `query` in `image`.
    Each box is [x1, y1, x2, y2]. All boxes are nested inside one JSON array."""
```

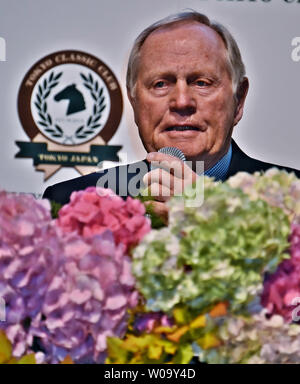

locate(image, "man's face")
[[129, 21, 246, 168]]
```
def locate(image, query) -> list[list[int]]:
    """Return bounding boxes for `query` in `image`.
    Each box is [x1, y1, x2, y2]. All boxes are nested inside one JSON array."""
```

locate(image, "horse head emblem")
[[54, 84, 86, 115]]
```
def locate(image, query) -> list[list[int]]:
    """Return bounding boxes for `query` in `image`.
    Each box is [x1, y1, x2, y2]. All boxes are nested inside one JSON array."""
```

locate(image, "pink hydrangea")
[[0, 191, 62, 357], [0, 190, 143, 362], [56, 187, 151, 252], [31, 231, 138, 363], [261, 223, 300, 322]]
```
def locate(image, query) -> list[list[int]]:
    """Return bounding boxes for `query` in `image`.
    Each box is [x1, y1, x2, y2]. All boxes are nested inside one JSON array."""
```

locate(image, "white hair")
[[126, 10, 246, 97]]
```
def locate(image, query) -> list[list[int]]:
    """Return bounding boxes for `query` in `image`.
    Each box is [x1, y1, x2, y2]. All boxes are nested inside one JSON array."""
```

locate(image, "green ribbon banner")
[[15, 141, 122, 167]]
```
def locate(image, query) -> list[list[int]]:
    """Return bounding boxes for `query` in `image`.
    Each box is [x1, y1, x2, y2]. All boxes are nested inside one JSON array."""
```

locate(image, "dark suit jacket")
[[43, 139, 300, 205]]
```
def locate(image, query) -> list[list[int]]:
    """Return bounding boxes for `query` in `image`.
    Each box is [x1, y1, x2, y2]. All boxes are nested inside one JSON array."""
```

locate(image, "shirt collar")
[[204, 142, 232, 181]]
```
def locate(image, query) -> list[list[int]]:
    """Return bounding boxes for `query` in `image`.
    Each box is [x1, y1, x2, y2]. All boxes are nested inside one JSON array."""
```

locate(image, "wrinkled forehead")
[[140, 21, 228, 64]]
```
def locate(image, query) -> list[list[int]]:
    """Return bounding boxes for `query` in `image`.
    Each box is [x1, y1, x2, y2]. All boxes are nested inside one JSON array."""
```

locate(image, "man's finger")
[[142, 182, 172, 202], [146, 152, 186, 178], [144, 200, 169, 225], [143, 168, 177, 189], [146, 152, 198, 182]]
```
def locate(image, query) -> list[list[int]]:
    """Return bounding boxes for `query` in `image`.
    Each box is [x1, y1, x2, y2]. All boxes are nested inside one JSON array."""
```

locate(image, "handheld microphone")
[[150, 147, 186, 171], [158, 146, 186, 162], [144, 147, 186, 213]]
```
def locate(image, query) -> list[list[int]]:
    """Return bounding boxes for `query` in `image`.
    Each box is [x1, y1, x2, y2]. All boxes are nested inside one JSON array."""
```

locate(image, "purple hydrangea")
[[31, 231, 138, 363], [0, 191, 62, 357], [0, 191, 139, 363], [134, 312, 174, 333]]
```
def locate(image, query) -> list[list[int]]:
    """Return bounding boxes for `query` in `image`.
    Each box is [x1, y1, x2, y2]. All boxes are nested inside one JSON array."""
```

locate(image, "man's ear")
[[127, 86, 135, 108], [233, 77, 249, 126]]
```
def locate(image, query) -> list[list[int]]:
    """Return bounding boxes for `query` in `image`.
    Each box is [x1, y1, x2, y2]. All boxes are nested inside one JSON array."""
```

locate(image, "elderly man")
[[43, 11, 300, 219]]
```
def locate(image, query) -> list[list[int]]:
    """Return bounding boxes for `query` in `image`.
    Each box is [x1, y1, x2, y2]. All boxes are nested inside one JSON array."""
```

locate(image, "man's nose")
[[169, 82, 196, 116]]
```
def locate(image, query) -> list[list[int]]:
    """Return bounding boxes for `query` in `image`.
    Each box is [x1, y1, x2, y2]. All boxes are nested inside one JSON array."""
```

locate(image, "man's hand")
[[142, 152, 199, 224]]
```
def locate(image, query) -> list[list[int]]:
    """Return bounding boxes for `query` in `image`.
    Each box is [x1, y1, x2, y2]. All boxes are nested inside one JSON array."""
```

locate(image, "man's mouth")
[[164, 125, 200, 132]]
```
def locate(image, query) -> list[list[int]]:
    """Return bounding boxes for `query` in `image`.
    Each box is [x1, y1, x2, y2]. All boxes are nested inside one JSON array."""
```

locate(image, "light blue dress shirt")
[[204, 142, 232, 182]]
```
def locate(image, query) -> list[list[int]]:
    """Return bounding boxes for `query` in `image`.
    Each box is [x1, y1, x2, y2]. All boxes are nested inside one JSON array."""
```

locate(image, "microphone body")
[[158, 147, 186, 162], [150, 147, 186, 171]]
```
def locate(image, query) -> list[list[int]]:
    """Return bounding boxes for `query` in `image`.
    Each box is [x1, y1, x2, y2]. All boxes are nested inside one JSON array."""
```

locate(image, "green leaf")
[[147, 343, 163, 360], [50, 201, 62, 218], [172, 344, 194, 364], [173, 306, 190, 325], [0, 331, 12, 364], [17, 354, 36, 364], [106, 337, 128, 364]]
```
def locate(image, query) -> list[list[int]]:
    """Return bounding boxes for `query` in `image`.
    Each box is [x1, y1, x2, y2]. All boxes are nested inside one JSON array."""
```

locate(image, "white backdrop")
[[0, 0, 299, 195]]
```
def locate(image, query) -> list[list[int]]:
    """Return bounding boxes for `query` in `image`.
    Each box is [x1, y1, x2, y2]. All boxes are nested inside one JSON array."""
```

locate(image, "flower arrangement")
[[1, 168, 300, 364], [0, 188, 150, 363], [107, 169, 300, 364]]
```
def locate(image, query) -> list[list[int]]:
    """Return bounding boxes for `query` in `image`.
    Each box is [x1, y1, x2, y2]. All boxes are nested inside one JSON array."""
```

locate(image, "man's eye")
[[196, 80, 209, 87], [154, 81, 166, 88]]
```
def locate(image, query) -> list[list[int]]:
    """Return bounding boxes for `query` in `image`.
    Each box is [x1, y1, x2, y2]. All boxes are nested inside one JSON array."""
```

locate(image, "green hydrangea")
[[228, 168, 300, 222], [132, 176, 290, 314], [200, 310, 300, 364]]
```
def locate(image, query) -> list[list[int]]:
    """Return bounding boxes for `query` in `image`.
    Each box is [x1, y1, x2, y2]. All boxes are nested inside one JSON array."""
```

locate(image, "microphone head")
[[158, 146, 186, 162]]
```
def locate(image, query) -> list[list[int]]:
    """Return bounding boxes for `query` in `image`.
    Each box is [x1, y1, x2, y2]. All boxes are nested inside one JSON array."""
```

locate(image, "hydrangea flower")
[[132, 177, 290, 314], [228, 168, 300, 222], [56, 187, 151, 252], [200, 310, 300, 364], [31, 231, 138, 364], [0, 190, 141, 363], [133, 312, 174, 333], [261, 222, 300, 322], [0, 191, 61, 357]]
